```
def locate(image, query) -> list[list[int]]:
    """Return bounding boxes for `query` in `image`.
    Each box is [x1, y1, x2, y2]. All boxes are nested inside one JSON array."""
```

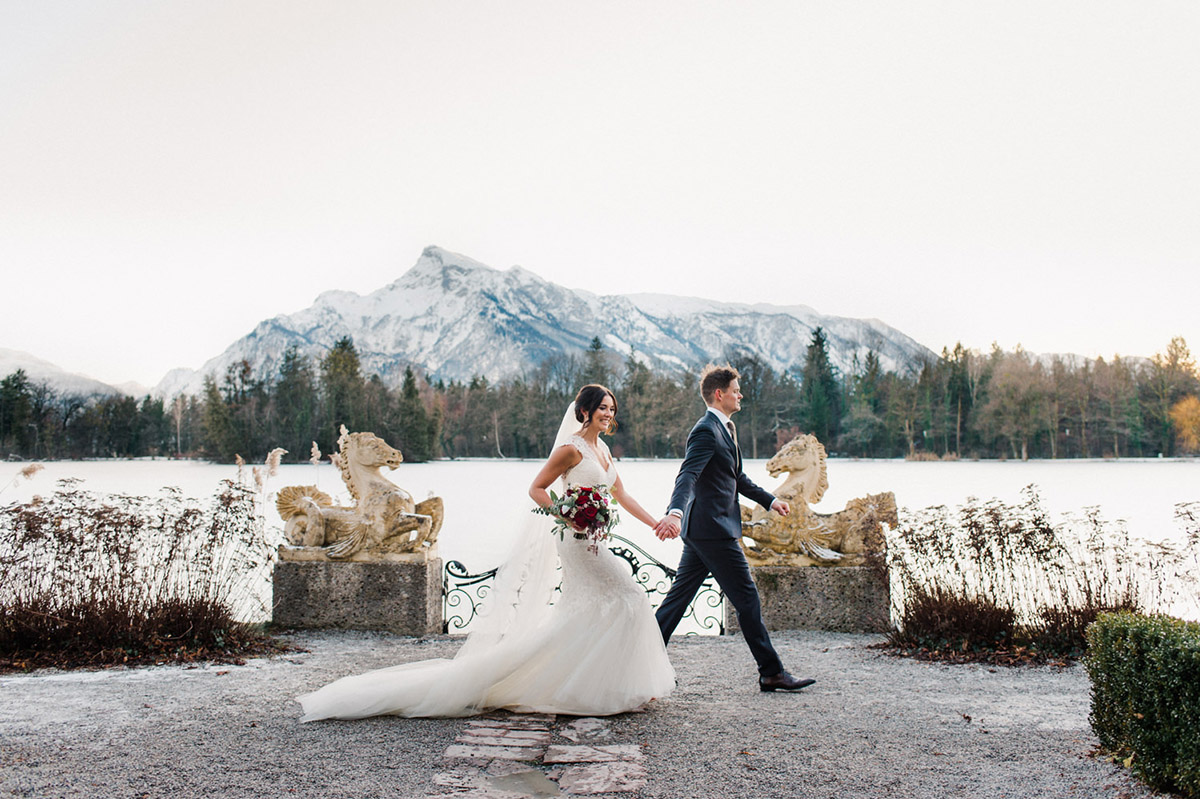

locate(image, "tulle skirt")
[[297, 521, 675, 720]]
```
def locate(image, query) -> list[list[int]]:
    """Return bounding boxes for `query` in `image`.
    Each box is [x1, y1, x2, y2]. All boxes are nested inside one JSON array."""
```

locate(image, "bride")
[[297, 384, 675, 720]]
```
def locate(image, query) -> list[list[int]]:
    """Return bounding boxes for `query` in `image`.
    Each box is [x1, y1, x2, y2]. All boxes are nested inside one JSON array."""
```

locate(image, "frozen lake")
[[5, 456, 1196, 573]]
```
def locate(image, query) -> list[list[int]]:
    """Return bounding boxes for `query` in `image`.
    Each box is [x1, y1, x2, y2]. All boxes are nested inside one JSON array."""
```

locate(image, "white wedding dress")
[[297, 434, 675, 720]]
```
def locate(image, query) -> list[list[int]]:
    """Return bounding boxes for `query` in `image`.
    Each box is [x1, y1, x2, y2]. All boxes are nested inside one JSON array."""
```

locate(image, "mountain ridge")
[[153, 246, 937, 398], [0, 348, 130, 397]]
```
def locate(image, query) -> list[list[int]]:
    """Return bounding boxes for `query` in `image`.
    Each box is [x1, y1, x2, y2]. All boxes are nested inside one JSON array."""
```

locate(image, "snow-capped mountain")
[[155, 246, 935, 397], [0, 348, 127, 397]]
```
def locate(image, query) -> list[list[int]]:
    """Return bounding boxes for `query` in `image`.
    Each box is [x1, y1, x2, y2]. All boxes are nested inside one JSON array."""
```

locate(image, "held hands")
[[652, 501, 784, 539], [653, 514, 681, 541]]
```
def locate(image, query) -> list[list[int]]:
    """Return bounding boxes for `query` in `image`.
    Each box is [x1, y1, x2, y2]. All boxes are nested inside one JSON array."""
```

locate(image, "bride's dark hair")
[[574, 384, 618, 434]]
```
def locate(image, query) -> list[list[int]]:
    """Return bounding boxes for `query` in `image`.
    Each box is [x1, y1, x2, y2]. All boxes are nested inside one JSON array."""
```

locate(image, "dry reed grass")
[[0, 451, 288, 670], [886, 487, 1199, 663]]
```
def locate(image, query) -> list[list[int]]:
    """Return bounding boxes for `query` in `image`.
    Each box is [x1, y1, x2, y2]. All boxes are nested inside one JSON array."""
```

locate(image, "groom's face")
[[715, 379, 742, 416]]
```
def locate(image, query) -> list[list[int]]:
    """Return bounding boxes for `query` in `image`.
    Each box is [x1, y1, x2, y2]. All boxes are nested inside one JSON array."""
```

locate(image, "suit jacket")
[[668, 411, 775, 540]]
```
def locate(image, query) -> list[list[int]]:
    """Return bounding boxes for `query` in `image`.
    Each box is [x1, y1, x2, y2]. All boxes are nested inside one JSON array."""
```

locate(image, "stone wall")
[[726, 565, 891, 634], [273, 559, 443, 636]]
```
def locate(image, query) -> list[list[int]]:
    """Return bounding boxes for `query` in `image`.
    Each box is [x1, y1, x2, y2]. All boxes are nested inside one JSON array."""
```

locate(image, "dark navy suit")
[[655, 410, 784, 677]]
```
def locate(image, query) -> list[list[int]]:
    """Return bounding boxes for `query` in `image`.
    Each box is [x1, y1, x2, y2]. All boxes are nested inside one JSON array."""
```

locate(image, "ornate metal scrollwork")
[[442, 533, 725, 635], [442, 559, 499, 634]]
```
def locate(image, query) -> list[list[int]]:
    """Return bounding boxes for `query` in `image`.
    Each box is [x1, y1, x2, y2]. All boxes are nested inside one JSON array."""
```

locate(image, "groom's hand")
[[653, 515, 681, 540], [770, 499, 790, 517]]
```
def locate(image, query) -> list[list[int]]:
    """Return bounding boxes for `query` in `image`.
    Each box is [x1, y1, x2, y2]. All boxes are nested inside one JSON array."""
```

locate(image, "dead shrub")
[[0, 454, 286, 670], [886, 488, 1199, 663]]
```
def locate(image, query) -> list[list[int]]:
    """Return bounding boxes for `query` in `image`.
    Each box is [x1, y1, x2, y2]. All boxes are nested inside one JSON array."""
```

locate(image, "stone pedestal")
[[726, 566, 891, 634], [272, 558, 443, 635]]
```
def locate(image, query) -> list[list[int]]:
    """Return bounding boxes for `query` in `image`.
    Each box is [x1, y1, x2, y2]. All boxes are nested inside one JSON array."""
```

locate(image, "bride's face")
[[585, 395, 616, 434]]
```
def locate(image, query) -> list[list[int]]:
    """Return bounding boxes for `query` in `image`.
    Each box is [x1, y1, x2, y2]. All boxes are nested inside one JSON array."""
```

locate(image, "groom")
[[653, 365, 815, 692]]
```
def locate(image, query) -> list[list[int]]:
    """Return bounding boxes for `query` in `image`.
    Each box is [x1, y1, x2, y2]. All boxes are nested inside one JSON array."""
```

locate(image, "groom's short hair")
[[700, 364, 739, 404]]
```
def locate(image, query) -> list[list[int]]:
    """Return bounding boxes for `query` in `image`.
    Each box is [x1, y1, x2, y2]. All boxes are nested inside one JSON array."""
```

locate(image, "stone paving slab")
[[558, 762, 648, 795], [559, 718, 614, 743], [485, 760, 545, 777], [444, 743, 547, 762], [543, 744, 643, 764], [466, 715, 554, 730], [460, 729, 554, 744], [432, 767, 563, 798], [457, 734, 548, 748], [436, 714, 645, 796]]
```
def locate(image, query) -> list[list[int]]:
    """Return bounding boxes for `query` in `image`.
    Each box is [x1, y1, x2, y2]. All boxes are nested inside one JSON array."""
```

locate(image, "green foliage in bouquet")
[[532, 485, 619, 551]]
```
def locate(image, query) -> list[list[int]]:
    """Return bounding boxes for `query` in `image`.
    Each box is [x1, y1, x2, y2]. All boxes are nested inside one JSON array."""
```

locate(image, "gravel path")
[[0, 630, 1154, 799]]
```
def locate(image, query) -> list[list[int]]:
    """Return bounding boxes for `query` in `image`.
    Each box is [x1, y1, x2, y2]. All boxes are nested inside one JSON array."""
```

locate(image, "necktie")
[[727, 420, 739, 453]]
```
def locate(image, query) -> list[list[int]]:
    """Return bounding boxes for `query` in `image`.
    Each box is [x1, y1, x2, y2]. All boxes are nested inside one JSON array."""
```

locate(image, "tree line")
[[2, 332, 1198, 463]]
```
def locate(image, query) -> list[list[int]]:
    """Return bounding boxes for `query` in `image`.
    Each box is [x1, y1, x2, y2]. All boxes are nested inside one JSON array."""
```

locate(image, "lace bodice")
[[561, 435, 616, 490]]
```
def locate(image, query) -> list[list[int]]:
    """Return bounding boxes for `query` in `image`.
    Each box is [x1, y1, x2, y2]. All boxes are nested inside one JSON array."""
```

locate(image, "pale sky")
[[2, 1, 1197, 389]]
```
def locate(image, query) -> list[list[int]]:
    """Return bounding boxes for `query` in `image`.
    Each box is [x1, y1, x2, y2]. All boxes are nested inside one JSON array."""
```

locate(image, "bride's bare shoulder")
[[551, 440, 585, 463]]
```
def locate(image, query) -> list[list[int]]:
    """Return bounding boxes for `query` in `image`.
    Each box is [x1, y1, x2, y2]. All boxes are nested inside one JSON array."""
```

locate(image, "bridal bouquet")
[[533, 485, 619, 554]]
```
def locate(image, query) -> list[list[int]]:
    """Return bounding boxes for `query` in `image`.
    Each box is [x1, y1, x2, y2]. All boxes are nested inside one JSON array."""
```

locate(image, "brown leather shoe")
[[759, 671, 816, 692]]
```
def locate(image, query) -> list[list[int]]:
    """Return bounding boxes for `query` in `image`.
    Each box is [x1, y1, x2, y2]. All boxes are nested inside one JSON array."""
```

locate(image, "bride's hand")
[[653, 515, 681, 540]]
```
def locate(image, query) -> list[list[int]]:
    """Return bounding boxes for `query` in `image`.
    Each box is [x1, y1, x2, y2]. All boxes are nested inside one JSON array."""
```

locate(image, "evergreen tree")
[[797, 327, 841, 447], [582, 336, 611, 387], [620, 355, 654, 457], [136, 395, 171, 457], [842, 351, 886, 456], [320, 336, 364, 450], [220, 360, 268, 458], [884, 367, 922, 458], [0, 369, 33, 455], [361, 374, 393, 441], [274, 346, 317, 460], [461, 376, 498, 457], [396, 366, 436, 461], [1095, 356, 1141, 457], [943, 344, 974, 457], [103, 395, 140, 457], [201, 376, 236, 460]]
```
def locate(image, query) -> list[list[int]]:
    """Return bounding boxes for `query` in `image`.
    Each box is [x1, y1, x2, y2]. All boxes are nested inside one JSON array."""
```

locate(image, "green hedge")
[[1086, 612, 1200, 796]]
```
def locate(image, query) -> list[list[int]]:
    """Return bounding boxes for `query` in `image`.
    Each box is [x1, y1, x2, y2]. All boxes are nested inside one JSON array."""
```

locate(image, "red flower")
[[532, 484, 619, 553]]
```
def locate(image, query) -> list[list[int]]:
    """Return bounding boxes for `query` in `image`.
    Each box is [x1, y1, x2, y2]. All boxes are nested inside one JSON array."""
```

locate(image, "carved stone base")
[[726, 566, 891, 634], [277, 543, 437, 564], [272, 559, 443, 635]]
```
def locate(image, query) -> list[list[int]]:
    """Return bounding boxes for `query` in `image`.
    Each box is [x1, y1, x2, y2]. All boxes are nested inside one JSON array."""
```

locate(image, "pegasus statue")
[[740, 433, 897, 567], [276, 426, 443, 562]]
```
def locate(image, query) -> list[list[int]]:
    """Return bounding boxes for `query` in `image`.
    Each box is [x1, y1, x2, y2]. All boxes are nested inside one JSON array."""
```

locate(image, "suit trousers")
[[655, 536, 783, 678]]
